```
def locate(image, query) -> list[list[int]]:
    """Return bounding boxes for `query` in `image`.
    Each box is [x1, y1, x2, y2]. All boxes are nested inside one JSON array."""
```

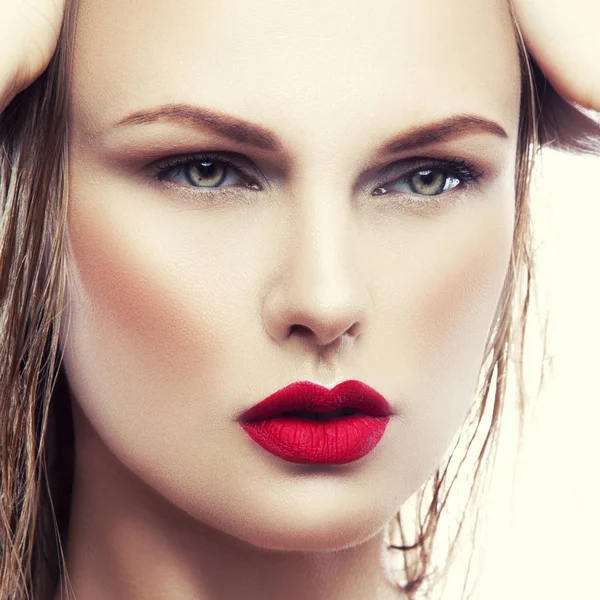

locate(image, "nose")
[[261, 197, 373, 355]]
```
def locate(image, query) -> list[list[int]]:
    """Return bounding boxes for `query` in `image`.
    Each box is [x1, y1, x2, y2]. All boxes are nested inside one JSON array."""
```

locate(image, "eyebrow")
[[113, 104, 508, 155]]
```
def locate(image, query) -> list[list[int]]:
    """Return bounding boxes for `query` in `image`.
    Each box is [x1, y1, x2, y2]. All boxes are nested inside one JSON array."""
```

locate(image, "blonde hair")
[[1, 1, 599, 599]]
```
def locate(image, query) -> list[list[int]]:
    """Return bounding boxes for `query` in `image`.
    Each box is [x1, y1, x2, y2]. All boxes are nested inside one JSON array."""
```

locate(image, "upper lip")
[[238, 379, 395, 421]]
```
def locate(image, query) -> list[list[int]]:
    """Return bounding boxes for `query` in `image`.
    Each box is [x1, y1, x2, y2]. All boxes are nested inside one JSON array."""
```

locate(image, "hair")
[[1, 1, 599, 599]]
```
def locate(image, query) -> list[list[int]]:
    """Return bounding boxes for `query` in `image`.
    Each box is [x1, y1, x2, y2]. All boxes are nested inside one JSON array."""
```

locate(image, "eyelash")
[[152, 153, 260, 195], [150, 152, 485, 204]]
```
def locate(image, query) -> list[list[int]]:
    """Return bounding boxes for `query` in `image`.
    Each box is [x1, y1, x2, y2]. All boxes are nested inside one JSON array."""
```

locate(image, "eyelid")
[[374, 156, 485, 195], [151, 151, 266, 189], [149, 150, 486, 203], [378, 156, 483, 180]]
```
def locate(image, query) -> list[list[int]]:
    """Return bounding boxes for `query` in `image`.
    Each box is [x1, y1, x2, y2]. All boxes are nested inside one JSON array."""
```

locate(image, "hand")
[[512, 0, 600, 112], [0, 0, 66, 101]]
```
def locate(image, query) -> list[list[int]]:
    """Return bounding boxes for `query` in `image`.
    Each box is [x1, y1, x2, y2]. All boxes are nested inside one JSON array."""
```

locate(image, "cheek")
[[65, 204, 199, 377], [62, 167, 241, 397], [404, 197, 514, 456], [418, 209, 512, 357], [367, 196, 514, 494], [372, 193, 514, 380]]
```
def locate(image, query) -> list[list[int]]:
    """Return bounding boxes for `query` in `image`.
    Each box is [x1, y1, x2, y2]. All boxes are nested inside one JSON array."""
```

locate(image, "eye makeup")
[[148, 150, 486, 208]]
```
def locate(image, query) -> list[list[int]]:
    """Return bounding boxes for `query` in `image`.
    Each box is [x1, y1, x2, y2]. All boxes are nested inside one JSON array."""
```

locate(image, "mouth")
[[238, 379, 394, 422], [279, 407, 359, 420], [237, 380, 394, 465]]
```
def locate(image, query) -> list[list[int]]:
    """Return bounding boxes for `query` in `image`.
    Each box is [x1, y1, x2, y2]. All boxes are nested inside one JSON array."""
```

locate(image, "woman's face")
[[63, 0, 520, 551]]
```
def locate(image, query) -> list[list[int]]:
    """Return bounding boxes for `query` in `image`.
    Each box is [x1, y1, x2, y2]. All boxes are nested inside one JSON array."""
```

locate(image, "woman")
[[1, 1, 599, 599]]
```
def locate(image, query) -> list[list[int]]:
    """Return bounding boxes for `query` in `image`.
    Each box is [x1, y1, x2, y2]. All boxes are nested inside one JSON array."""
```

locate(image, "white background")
[[471, 147, 600, 599]]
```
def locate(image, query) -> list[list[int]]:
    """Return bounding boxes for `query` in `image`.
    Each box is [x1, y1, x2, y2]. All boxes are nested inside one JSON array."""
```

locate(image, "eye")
[[402, 168, 459, 196], [373, 157, 485, 199], [151, 153, 262, 192]]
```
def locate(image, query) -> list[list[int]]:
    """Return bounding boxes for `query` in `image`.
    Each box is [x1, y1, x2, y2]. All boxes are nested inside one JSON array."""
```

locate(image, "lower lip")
[[240, 415, 390, 464]]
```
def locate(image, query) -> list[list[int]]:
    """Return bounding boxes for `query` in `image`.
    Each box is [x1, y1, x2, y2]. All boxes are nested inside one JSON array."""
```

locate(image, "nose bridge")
[[262, 184, 373, 350], [293, 187, 358, 287]]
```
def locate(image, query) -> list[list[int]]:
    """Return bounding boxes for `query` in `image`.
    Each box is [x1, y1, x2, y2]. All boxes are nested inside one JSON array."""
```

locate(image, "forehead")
[[70, 0, 521, 147]]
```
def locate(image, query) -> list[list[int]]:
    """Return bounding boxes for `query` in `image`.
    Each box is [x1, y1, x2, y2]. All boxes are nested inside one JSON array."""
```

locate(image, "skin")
[[55, 0, 521, 598], [0, 0, 65, 103], [512, 0, 600, 112]]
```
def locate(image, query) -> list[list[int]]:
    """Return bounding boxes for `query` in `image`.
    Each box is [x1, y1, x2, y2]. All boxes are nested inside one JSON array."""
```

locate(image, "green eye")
[[408, 169, 460, 196], [153, 153, 261, 193], [373, 158, 484, 201], [185, 160, 227, 188]]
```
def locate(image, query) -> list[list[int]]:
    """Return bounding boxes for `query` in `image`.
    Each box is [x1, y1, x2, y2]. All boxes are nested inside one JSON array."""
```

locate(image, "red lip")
[[238, 380, 394, 465], [239, 380, 394, 420]]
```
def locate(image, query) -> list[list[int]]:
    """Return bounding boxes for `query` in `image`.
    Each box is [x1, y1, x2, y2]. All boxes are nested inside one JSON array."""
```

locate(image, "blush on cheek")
[[415, 203, 514, 378], [391, 203, 514, 475], [65, 198, 204, 380]]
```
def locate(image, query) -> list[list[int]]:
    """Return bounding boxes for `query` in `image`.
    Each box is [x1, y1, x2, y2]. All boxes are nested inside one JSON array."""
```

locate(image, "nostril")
[[289, 324, 312, 337]]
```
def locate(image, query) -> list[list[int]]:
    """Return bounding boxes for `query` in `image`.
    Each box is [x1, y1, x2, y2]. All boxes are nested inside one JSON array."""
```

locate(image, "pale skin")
[[0, 1, 597, 600]]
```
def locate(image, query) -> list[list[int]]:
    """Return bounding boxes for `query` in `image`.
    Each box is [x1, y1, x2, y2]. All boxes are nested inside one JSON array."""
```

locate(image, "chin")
[[210, 505, 391, 554]]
